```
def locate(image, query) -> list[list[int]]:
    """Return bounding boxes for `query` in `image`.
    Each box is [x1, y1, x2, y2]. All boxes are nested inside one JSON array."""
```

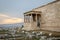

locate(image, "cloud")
[[0, 14, 11, 19], [0, 14, 9, 17], [0, 14, 24, 24]]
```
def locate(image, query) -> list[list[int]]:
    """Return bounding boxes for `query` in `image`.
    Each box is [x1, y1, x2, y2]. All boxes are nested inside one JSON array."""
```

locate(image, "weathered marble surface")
[[23, 0, 60, 32]]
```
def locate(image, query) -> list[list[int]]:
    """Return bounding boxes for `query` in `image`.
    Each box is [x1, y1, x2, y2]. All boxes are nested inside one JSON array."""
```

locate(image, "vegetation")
[[0, 29, 9, 34], [0, 30, 60, 40]]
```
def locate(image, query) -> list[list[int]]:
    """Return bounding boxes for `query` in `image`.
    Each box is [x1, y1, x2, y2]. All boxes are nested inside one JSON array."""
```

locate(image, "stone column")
[[36, 14, 37, 27], [24, 15, 27, 23], [31, 14, 33, 27], [26, 15, 28, 23], [24, 15, 26, 23], [27, 15, 30, 23]]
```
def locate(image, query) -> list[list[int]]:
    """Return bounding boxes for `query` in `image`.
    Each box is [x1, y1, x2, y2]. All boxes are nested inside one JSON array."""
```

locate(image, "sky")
[[0, 0, 55, 24]]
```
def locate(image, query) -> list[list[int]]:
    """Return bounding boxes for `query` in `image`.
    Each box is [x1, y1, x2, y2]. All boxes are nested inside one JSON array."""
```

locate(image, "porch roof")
[[24, 11, 41, 15]]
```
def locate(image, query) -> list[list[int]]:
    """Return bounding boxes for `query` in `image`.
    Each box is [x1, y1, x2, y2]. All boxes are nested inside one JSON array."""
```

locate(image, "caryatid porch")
[[23, 11, 41, 31]]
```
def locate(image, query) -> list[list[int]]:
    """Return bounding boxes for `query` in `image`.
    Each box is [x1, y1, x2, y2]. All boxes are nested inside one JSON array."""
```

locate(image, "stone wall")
[[32, 1, 60, 32]]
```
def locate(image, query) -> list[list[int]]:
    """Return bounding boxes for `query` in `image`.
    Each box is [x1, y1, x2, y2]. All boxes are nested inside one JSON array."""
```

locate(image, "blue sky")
[[0, 0, 54, 24]]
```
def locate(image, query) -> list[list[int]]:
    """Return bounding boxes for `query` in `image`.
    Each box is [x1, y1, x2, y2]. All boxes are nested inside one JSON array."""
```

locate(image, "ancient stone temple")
[[23, 11, 41, 30], [23, 0, 60, 34]]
